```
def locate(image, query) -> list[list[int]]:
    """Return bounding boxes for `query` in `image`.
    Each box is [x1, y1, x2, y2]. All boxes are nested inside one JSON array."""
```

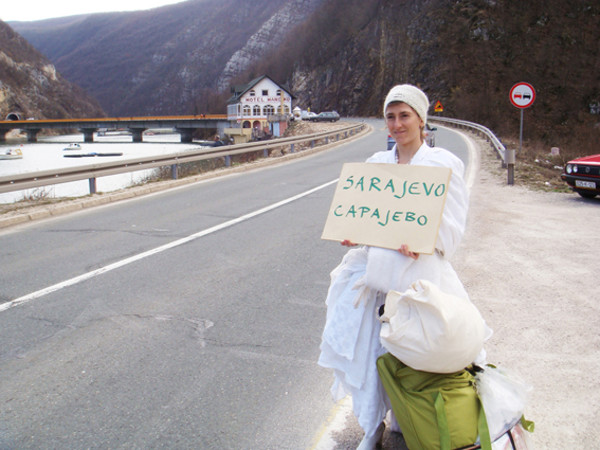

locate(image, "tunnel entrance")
[[5, 112, 22, 121]]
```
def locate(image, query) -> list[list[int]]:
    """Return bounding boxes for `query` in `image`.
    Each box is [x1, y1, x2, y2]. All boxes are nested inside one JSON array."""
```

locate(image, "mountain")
[[9, 0, 600, 152], [0, 20, 104, 121], [10, 0, 324, 117]]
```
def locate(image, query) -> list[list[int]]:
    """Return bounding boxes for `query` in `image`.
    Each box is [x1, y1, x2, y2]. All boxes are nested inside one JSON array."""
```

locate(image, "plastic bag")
[[475, 365, 533, 441], [492, 422, 533, 450]]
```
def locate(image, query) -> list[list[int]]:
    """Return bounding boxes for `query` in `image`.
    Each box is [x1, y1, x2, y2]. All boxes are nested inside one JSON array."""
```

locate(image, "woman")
[[318, 84, 485, 449]]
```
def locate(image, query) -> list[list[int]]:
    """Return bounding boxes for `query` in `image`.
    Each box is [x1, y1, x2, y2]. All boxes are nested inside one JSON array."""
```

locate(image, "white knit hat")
[[383, 84, 429, 124]]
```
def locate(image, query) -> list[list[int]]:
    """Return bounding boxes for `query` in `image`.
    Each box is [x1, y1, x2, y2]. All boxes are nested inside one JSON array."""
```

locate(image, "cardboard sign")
[[321, 163, 452, 254]]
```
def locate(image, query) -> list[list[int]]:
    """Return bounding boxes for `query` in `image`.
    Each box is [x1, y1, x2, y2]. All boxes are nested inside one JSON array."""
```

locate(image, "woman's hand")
[[398, 244, 419, 260], [341, 241, 418, 259]]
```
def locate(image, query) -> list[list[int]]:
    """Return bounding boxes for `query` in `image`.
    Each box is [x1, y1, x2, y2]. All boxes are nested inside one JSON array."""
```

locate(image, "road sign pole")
[[507, 108, 523, 185], [519, 108, 524, 154], [509, 82, 536, 186]]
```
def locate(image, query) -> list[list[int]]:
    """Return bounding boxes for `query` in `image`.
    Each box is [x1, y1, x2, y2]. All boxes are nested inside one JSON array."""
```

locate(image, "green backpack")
[[377, 353, 492, 450]]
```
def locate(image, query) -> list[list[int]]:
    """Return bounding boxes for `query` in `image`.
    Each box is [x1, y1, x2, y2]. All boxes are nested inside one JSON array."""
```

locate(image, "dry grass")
[[499, 136, 576, 194]]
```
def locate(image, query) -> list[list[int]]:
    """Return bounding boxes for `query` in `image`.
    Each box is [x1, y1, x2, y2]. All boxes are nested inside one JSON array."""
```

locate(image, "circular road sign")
[[510, 82, 536, 109]]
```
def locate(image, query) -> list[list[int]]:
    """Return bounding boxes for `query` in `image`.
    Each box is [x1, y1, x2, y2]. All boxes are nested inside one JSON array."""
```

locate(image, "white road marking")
[[0, 179, 339, 313], [310, 396, 353, 450], [434, 124, 478, 190], [460, 129, 479, 190]]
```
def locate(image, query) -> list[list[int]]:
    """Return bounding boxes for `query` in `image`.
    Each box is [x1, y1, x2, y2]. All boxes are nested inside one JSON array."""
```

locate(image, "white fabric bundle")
[[379, 279, 486, 373]]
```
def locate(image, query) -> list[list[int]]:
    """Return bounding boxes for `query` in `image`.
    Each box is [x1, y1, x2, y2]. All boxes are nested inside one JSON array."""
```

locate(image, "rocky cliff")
[[0, 20, 104, 121]]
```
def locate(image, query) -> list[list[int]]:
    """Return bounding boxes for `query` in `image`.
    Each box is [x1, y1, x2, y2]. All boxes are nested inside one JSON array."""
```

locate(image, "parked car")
[[561, 154, 600, 198], [387, 134, 395, 150], [425, 124, 437, 147], [300, 111, 318, 121], [310, 111, 340, 122], [386, 124, 437, 150]]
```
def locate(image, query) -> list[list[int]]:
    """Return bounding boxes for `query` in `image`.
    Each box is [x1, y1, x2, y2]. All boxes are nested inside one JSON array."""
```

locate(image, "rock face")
[[285, 0, 447, 117], [216, 0, 323, 92], [0, 20, 104, 120]]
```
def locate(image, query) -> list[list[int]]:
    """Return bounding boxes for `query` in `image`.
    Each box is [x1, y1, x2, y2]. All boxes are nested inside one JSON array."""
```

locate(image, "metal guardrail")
[[429, 117, 515, 185], [429, 117, 506, 162], [0, 122, 365, 195]]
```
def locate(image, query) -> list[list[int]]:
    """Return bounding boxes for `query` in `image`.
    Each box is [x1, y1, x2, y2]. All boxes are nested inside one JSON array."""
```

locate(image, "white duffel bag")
[[379, 279, 486, 374]]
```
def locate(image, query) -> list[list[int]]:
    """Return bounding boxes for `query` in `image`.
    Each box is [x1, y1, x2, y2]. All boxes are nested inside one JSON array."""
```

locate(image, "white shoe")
[[386, 409, 402, 434], [356, 422, 385, 450]]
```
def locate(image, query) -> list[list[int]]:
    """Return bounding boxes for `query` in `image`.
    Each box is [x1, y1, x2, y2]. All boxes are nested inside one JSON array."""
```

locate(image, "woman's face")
[[385, 102, 424, 150]]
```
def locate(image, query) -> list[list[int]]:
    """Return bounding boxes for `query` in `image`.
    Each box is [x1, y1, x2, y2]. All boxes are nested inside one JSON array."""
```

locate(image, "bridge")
[[0, 115, 230, 143]]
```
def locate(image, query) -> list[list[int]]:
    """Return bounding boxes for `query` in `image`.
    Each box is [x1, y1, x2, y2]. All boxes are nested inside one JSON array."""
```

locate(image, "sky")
[[1, 0, 186, 22]]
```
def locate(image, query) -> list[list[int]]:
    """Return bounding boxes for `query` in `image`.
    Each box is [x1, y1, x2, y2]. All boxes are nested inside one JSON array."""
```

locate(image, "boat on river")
[[62, 143, 123, 158], [0, 148, 23, 160], [63, 143, 82, 151]]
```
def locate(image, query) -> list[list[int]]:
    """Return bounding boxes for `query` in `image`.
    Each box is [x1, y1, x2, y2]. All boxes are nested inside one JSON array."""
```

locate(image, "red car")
[[561, 154, 600, 198]]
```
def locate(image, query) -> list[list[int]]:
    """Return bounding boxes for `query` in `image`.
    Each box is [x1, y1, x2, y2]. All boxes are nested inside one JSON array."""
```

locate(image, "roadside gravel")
[[452, 136, 600, 448], [318, 132, 599, 450]]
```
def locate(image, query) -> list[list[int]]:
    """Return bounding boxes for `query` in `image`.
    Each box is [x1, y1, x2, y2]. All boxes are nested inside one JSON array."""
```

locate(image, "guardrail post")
[[506, 148, 516, 185], [290, 143, 295, 153], [171, 164, 178, 179], [263, 148, 269, 158], [89, 177, 97, 194], [225, 155, 231, 167], [311, 140, 315, 148]]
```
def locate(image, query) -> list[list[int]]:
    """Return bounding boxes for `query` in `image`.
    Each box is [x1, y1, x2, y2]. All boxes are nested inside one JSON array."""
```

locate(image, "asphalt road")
[[0, 120, 473, 449]]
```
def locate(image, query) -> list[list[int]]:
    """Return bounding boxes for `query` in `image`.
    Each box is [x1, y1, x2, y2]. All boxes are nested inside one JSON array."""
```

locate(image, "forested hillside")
[[249, 0, 599, 152], [8, 0, 600, 153]]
